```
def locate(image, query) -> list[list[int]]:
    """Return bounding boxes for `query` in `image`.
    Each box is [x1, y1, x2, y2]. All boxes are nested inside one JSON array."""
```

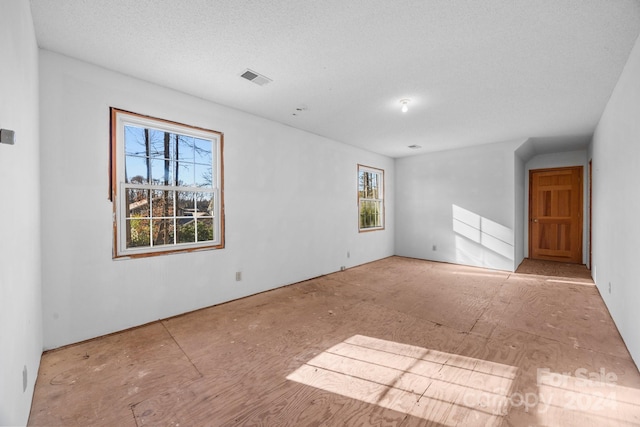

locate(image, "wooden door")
[[529, 166, 583, 263]]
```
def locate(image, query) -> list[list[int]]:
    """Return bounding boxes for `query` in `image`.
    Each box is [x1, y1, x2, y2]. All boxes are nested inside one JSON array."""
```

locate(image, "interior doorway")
[[529, 166, 583, 264]]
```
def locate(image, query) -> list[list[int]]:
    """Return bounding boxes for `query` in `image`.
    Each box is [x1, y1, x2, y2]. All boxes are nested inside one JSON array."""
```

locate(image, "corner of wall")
[[0, 1, 43, 425]]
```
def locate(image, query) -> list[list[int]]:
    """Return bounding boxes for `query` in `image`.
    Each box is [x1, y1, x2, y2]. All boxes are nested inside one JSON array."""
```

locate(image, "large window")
[[110, 108, 224, 257], [358, 164, 384, 231]]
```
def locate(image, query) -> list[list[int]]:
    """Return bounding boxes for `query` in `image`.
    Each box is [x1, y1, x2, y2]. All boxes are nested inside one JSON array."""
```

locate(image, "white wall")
[[591, 32, 640, 367], [39, 50, 394, 349], [513, 148, 527, 269], [395, 139, 523, 272], [0, 1, 43, 425]]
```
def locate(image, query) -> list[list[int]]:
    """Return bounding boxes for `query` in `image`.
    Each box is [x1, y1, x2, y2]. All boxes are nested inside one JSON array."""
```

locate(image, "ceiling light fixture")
[[400, 99, 410, 113]]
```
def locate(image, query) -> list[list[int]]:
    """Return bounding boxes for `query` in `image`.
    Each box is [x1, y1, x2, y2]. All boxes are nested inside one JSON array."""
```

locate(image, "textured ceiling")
[[29, 0, 640, 158]]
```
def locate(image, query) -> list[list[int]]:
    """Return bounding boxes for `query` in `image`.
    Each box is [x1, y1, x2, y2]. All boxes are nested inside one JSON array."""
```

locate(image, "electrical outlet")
[[347, 251, 350, 258], [236, 271, 242, 281], [432, 245, 437, 251], [340, 266, 346, 271], [608, 282, 611, 294]]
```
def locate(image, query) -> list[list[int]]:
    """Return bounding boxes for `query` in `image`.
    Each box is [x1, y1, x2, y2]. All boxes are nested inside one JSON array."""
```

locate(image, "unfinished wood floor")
[[29, 257, 640, 426]]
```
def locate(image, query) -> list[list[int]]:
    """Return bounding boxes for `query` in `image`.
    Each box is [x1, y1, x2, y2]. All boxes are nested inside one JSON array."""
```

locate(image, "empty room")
[[2, 0, 640, 426]]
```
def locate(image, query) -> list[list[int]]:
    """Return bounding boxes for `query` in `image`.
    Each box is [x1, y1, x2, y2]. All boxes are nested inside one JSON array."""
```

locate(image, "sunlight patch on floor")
[[287, 335, 518, 426]]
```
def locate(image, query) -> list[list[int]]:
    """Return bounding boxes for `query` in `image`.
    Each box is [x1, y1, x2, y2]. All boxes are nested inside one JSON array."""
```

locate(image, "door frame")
[[528, 165, 584, 263]]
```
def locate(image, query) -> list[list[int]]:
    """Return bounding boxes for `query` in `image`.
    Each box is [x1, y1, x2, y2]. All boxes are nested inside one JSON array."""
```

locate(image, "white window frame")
[[358, 164, 385, 232], [111, 108, 224, 258]]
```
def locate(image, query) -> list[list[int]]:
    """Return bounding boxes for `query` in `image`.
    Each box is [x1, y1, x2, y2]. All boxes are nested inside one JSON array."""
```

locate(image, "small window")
[[358, 164, 384, 231], [110, 108, 224, 257]]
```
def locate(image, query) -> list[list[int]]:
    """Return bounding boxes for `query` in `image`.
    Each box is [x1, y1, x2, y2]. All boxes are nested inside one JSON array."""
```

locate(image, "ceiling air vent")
[[240, 69, 272, 86]]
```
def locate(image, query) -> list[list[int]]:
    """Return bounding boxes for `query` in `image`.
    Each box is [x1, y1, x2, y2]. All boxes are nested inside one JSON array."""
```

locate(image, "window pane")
[[147, 129, 170, 159], [194, 164, 212, 187], [368, 174, 378, 198], [150, 158, 175, 185], [360, 200, 381, 229], [125, 156, 149, 184], [124, 126, 148, 156], [176, 220, 196, 244], [196, 218, 214, 242], [359, 171, 381, 198], [371, 174, 379, 198], [168, 161, 179, 186], [196, 192, 214, 215], [176, 162, 195, 187], [152, 219, 174, 246], [151, 190, 174, 217], [177, 135, 195, 162], [370, 186, 379, 199], [126, 188, 149, 217], [177, 191, 195, 215], [127, 218, 150, 248], [194, 138, 212, 164]]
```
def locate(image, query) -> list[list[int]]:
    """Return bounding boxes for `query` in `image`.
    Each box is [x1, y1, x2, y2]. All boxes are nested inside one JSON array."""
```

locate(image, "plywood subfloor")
[[515, 258, 593, 280], [29, 257, 640, 426]]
